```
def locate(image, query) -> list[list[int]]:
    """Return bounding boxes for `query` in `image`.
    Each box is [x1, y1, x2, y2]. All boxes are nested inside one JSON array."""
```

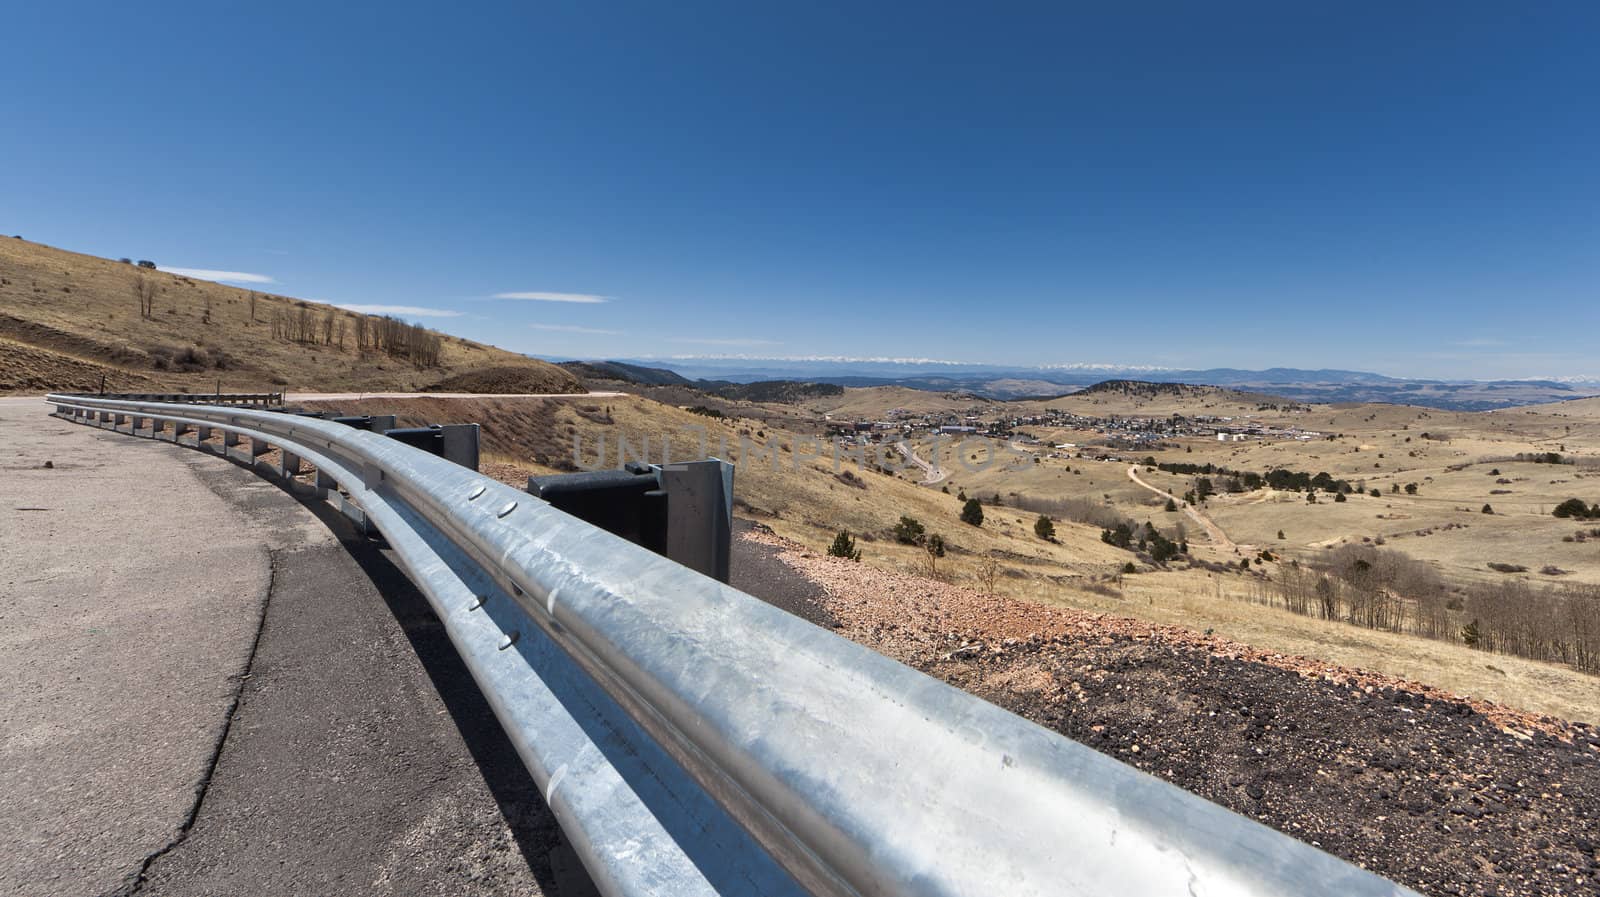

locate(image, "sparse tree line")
[[128, 271, 443, 369], [268, 304, 443, 367], [1143, 458, 1355, 496], [1250, 544, 1600, 674]]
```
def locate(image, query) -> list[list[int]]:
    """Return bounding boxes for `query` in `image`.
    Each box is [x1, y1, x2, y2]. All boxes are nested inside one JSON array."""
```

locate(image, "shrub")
[[1102, 524, 1133, 549], [960, 498, 984, 527], [1121, 561, 1137, 574], [1553, 498, 1599, 519], [1033, 515, 1055, 541], [1487, 562, 1527, 573], [1404, 483, 1418, 495], [1334, 492, 1347, 502], [1481, 504, 1494, 514], [1277, 530, 1285, 540], [1164, 498, 1177, 511], [827, 530, 861, 561], [893, 516, 926, 545]]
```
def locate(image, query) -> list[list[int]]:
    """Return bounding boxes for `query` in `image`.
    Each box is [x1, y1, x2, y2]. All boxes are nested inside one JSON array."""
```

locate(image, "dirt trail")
[[1127, 464, 1241, 553]]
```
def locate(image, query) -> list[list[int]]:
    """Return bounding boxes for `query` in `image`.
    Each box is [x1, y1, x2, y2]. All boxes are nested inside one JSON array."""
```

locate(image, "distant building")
[[939, 425, 978, 435]]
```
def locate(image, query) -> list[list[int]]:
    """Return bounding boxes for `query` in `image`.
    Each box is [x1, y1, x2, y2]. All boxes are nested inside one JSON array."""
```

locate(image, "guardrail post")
[[223, 430, 241, 455], [314, 466, 337, 499], [251, 435, 271, 458], [659, 459, 735, 582], [280, 449, 301, 481], [440, 423, 480, 471], [527, 459, 734, 583]]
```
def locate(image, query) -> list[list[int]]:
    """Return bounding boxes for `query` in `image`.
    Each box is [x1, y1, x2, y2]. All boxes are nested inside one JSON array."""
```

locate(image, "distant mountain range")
[[551, 357, 1600, 411]]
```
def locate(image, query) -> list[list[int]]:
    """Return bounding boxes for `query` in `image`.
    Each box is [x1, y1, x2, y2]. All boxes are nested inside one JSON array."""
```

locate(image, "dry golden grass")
[[0, 237, 577, 394], [1015, 570, 1600, 723], [297, 388, 1600, 721]]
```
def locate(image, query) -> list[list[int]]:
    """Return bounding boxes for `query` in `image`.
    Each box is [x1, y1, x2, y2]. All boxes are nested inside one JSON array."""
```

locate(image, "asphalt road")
[[893, 440, 948, 485], [0, 401, 558, 896]]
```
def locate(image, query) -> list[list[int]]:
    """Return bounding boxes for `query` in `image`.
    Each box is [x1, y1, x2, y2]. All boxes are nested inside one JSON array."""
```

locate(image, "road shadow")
[[230, 462, 571, 894]]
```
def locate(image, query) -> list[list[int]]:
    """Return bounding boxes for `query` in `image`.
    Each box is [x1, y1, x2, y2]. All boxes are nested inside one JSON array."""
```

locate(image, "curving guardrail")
[[47, 393, 1419, 897]]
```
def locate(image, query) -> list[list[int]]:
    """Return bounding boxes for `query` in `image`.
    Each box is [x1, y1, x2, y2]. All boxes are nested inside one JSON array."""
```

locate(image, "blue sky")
[[3, 2, 1596, 379]]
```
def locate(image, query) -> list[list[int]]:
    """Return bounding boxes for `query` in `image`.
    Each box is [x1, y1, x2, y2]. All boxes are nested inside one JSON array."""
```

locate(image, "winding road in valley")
[[1126, 464, 1240, 554], [896, 441, 949, 485]]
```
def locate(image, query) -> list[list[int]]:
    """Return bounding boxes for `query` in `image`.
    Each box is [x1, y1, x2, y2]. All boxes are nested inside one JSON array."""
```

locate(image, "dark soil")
[[922, 632, 1600, 897]]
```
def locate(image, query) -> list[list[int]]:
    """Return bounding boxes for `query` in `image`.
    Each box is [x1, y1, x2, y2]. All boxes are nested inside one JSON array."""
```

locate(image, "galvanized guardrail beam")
[[46, 394, 1419, 897]]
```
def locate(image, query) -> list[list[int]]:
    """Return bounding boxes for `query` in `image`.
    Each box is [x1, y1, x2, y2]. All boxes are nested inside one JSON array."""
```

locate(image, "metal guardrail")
[[90, 391, 284, 407], [47, 394, 1419, 897]]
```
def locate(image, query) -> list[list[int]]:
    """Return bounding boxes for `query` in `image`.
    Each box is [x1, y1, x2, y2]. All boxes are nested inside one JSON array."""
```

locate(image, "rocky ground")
[[740, 526, 1600, 897]]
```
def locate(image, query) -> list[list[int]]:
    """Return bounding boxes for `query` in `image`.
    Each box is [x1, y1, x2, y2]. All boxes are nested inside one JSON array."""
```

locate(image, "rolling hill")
[[0, 237, 579, 395]]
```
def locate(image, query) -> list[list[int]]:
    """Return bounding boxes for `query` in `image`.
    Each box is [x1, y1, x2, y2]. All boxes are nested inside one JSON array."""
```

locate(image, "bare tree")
[[978, 556, 1000, 594], [248, 291, 258, 322], [922, 533, 946, 578], [134, 276, 156, 319]]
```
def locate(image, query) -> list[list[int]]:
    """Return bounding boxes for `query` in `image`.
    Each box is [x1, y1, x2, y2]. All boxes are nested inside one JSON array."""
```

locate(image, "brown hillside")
[[0, 237, 578, 395]]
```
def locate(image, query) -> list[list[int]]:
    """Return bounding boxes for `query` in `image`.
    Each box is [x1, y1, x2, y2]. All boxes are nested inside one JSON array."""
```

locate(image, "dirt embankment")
[[422, 364, 581, 395], [743, 528, 1600, 897]]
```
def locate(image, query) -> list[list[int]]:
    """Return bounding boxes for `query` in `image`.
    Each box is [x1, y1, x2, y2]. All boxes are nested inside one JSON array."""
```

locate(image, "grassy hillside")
[[295, 391, 1600, 721], [0, 237, 579, 394]]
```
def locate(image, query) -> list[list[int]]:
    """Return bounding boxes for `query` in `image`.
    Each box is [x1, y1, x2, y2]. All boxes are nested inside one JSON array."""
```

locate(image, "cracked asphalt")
[[0, 400, 556, 896]]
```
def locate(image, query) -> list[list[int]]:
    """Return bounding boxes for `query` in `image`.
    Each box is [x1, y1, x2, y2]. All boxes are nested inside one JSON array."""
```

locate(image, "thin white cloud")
[[492, 291, 610, 304], [158, 267, 277, 284], [531, 323, 621, 335], [668, 337, 782, 347], [336, 303, 463, 318]]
